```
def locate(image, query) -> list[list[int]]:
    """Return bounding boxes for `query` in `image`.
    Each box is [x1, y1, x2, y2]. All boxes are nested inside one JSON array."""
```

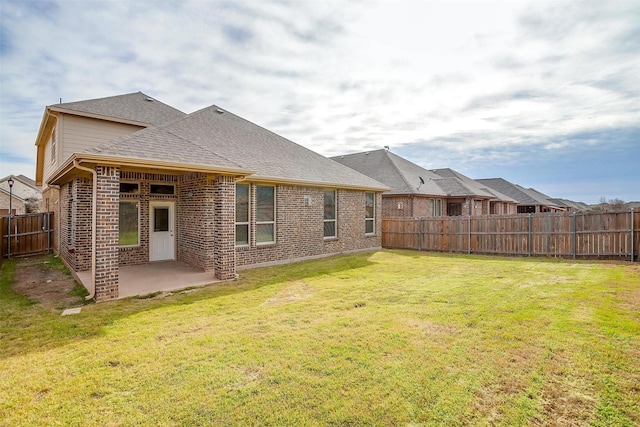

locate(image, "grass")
[[1, 250, 638, 426]]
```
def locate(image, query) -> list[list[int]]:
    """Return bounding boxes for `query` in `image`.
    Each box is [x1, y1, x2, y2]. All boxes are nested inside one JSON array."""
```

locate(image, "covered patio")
[[76, 260, 219, 299]]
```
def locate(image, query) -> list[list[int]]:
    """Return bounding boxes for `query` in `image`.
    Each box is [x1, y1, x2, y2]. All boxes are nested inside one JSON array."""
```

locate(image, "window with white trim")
[[50, 128, 57, 163], [324, 189, 337, 238], [365, 192, 375, 234], [235, 183, 250, 246], [430, 199, 442, 217], [256, 185, 275, 244]]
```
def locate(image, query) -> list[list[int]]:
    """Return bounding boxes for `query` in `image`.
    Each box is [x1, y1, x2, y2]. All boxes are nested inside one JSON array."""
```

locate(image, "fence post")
[[527, 214, 532, 257], [418, 218, 422, 252], [468, 215, 471, 254], [572, 212, 577, 259], [631, 208, 635, 262], [47, 211, 52, 253]]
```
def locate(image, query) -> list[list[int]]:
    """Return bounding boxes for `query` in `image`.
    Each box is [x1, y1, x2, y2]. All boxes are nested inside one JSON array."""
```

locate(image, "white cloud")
[[0, 0, 638, 202]]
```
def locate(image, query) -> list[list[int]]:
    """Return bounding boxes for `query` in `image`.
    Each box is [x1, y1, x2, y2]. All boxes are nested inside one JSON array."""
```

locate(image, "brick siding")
[[94, 166, 120, 301], [236, 185, 382, 268]]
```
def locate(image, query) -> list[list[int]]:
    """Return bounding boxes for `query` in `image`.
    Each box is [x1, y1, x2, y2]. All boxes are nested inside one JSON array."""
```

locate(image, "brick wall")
[[94, 166, 120, 301], [73, 178, 92, 271], [213, 175, 236, 279], [177, 173, 216, 272], [236, 184, 382, 268]]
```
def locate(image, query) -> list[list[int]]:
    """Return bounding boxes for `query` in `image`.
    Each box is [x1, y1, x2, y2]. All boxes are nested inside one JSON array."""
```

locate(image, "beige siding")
[[61, 114, 143, 161], [42, 132, 58, 184]]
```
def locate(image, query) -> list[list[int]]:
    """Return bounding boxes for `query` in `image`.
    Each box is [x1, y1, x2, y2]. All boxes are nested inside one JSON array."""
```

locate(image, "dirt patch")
[[405, 318, 459, 335], [261, 280, 315, 306], [11, 254, 86, 308]]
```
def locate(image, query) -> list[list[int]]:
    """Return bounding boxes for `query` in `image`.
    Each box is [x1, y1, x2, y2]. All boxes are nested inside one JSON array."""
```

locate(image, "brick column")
[[213, 175, 236, 280], [95, 166, 120, 301]]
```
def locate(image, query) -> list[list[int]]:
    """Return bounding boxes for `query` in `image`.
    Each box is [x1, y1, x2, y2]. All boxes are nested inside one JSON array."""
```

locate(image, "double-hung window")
[[324, 190, 337, 238], [256, 185, 275, 244], [430, 199, 442, 217], [365, 192, 375, 234], [235, 183, 250, 246]]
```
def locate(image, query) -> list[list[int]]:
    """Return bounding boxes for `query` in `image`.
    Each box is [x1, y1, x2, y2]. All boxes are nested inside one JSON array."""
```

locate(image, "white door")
[[149, 201, 175, 261]]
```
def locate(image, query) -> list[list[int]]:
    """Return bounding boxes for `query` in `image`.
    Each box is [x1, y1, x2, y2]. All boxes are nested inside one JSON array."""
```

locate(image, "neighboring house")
[[548, 198, 589, 212], [476, 178, 565, 213], [0, 188, 27, 216], [34, 92, 387, 301], [430, 168, 517, 215], [332, 150, 516, 217], [0, 174, 42, 214]]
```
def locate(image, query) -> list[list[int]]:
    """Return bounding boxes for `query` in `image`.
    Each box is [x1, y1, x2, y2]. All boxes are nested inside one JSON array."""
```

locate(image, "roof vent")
[[145, 97, 154, 102], [215, 108, 224, 114]]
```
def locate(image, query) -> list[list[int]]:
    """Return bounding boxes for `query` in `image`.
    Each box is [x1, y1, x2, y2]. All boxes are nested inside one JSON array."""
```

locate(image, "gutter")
[[73, 160, 97, 300]]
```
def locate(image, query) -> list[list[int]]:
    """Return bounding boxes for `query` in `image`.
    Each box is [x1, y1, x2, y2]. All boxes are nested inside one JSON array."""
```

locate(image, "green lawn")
[[1, 250, 638, 426]]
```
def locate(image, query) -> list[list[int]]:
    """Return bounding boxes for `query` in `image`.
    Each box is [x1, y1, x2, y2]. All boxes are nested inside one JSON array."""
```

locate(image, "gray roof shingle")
[[332, 150, 508, 199], [90, 105, 388, 190], [476, 178, 560, 207], [52, 92, 186, 126]]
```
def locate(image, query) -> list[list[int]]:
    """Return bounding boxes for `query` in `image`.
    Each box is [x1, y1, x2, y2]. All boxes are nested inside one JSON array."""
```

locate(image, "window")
[[430, 199, 442, 217], [447, 202, 462, 216], [365, 192, 375, 234], [50, 128, 57, 163], [120, 182, 139, 194], [256, 185, 275, 243], [150, 184, 174, 195], [119, 201, 139, 246], [235, 183, 250, 246], [324, 190, 337, 238], [119, 182, 140, 246]]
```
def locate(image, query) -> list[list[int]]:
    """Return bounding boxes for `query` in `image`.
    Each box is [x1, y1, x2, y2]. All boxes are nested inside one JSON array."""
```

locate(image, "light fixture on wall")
[[304, 195, 312, 206]]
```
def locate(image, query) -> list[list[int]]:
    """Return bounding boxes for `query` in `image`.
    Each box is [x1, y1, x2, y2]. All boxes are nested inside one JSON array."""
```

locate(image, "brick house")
[[34, 92, 387, 301], [332, 149, 516, 218], [476, 178, 566, 213], [0, 174, 42, 215]]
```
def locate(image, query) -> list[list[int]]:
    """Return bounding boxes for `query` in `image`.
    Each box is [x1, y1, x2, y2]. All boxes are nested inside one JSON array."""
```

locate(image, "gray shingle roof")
[[52, 92, 186, 126], [90, 105, 387, 190], [332, 150, 506, 199], [332, 150, 444, 195], [431, 168, 515, 202], [476, 178, 559, 207]]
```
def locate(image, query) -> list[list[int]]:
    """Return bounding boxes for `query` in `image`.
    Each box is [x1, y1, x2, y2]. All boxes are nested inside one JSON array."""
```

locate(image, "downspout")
[[73, 160, 97, 300]]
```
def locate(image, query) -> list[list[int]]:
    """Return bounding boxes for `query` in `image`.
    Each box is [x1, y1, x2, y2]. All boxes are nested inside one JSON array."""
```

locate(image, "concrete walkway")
[[76, 261, 219, 299]]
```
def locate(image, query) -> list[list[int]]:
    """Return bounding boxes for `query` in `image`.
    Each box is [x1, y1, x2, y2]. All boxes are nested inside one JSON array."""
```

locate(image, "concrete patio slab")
[[76, 261, 219, 299]]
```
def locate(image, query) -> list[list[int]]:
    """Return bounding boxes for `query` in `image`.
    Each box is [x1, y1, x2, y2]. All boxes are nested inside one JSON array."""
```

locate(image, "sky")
[[0, 0, 638, 204]]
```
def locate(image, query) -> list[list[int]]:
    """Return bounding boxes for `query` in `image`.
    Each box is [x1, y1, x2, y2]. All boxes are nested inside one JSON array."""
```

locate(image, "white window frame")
[[256, 185, 275, 244], [324, 189, 337, 238], [235, 183, 250, 246], [365, 192, 375, 235], [50, 128, 56, 163]]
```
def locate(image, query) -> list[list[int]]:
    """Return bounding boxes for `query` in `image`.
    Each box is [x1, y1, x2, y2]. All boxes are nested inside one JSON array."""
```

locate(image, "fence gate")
[[1, 212, 54, 259]]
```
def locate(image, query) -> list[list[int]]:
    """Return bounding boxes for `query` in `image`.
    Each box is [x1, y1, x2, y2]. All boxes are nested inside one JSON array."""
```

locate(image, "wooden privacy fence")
[[382, 209, 639, 261], [1, 212, 54, 259]]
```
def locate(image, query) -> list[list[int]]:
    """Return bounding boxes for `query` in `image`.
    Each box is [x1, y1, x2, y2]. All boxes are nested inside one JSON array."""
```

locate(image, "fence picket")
[[382, 209, 639, 261]]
